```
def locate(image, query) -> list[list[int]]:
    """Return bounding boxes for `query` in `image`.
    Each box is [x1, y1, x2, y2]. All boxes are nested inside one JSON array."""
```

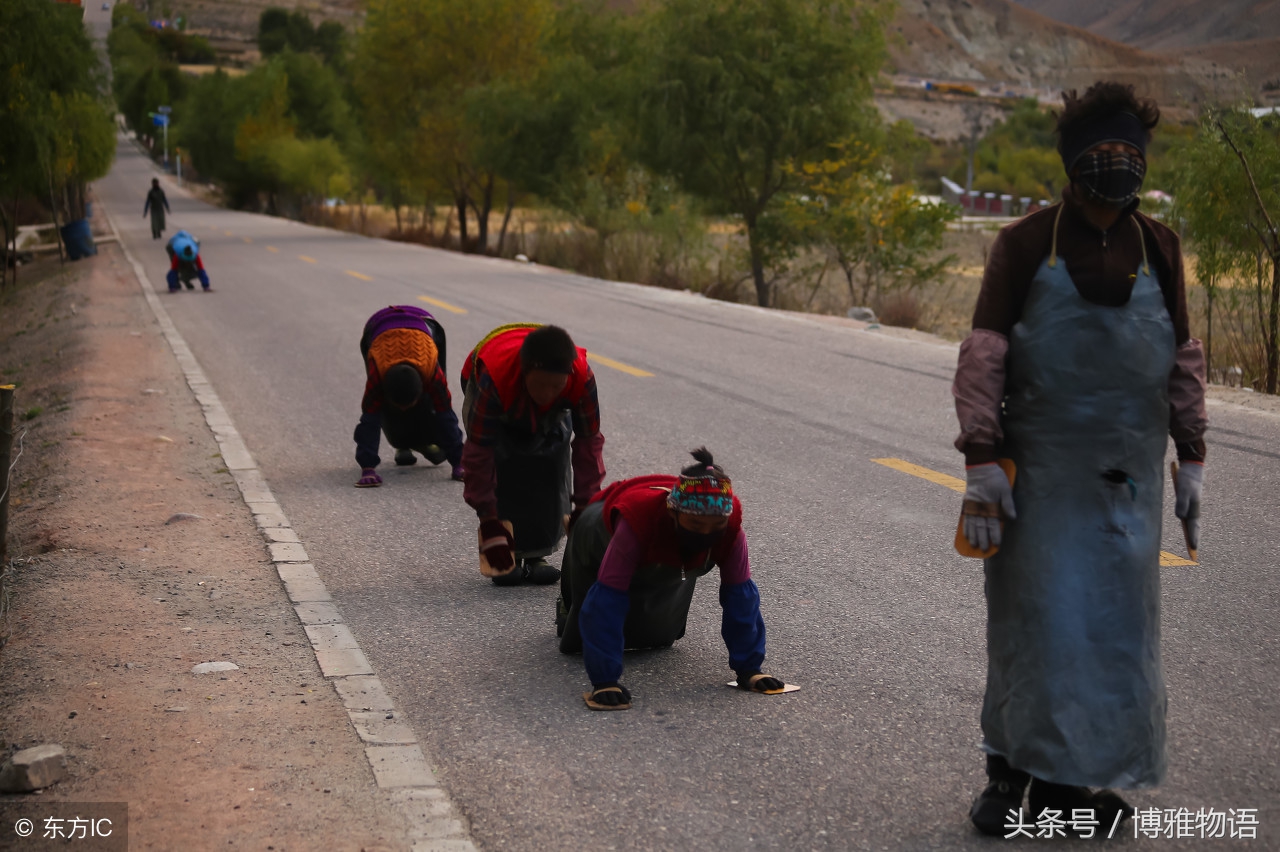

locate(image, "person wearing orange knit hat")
[[353, 305, 464, 487]]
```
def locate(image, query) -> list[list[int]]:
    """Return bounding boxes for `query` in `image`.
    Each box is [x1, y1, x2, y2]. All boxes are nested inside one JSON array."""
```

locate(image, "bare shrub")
[[875, 292, 923, 328]]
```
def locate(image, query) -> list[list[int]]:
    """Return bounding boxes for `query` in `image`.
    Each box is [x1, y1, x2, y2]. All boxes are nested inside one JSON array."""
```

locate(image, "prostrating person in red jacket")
[[461, 324, 605, 586], [353, 305, 464, 487], [556, 449, 786, 711]]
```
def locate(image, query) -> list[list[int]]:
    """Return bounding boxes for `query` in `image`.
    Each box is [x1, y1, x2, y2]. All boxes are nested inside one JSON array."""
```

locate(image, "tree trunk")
[[746, 218, 769, 307], [8, 198, 18, 286], [467, 174, 494, 255], [1206, 277, 1214, 378], [455, 193, 468, 251], [47, 173, 65, 265], [394, 204, 401, 234], [496, 185, 515, 258], [0, 199, 10, 289], [1268, 252, 1279, 394]]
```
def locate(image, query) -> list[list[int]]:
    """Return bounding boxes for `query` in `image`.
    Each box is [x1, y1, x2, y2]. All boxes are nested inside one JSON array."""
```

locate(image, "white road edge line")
[[102, 202, 478, 852]]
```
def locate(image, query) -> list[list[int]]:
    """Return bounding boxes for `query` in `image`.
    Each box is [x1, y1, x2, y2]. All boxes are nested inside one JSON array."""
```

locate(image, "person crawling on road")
[[164, 230, 210, 292], [354, 305, 465, 487], [461, 323, 606, 587], [557, 448, 785, 711]]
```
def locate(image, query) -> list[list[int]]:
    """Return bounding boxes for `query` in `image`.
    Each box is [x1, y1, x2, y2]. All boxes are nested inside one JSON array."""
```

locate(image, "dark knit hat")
[[382, 363, 423, 408], [519, 325, 577, 374], [667, 447, 734, 516], [1058, 111, 1148, 174]]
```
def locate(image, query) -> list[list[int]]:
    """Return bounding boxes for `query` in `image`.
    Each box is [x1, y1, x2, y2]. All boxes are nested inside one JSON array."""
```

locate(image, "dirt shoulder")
[[0, 245, 410, 849]]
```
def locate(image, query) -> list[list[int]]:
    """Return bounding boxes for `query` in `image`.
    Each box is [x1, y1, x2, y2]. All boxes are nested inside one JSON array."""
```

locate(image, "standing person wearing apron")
[[557, 449, 785, 710], [952, 82, 1208, 836], [143, 178, 169, 239], [461, 324, 606, 586]]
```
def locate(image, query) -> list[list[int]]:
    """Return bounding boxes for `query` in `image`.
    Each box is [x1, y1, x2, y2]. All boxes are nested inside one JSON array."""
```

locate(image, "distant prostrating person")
[[461, 324, 605, 586], [353, 305, 464, 487], [164, 230, 210, 292], [953, 82, 1207, 836], [143, 178, 169, 239]]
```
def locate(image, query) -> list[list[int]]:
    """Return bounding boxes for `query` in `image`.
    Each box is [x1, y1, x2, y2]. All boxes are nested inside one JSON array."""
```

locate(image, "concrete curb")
[[101, 203, 478, 852]]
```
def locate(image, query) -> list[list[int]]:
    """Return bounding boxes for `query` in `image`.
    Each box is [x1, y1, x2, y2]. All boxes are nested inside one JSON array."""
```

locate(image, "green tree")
[[632, 0, 889, 307], [782, 139, 957, 311], [173, 51, 356, 212], [1174, 108, 1280, 393], [258, 7, 314, 57], [463, 1, 640, 250], [0, 0, 112, 279], [47, 91, 116, 221], [959, 99, 1061, 201], [314, 21, 348, 71], [109, 3, 187, 142], [353, 0, 553, 252]]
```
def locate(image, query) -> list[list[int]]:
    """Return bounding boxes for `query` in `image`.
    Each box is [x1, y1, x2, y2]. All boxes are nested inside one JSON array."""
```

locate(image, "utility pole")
[[158, 105, 172, 167]]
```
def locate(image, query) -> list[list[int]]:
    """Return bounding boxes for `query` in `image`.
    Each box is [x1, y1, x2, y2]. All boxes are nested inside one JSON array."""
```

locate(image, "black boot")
[[970, 754, 1030, 836], [524, 557, 561, 585], [555, 595, 569, 637], [394, 449, 417, 466], [1028, 779, 1131, 834]]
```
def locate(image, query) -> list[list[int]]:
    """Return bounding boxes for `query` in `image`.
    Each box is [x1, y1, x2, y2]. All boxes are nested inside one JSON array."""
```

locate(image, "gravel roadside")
[[0, 244, 414, 850]]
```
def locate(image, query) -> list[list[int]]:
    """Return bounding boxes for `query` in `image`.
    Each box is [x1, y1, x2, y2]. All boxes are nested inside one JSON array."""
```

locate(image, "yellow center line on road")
[[299, 255, 317, 264], [242, 237, 253, 244], [345, 270, 372, 281], [873, 457, 965, 493], [266, 246, 279, 253], [872, 456, 1197, 566], [417, 295, 467, 315], [589, 353, 654, 378], [224, 230, 234, 237]]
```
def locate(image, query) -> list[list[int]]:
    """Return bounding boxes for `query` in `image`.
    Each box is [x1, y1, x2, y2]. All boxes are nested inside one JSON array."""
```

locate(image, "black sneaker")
[[1028, 779, 1131, 833], [970, 755, 1030, 837], [490, 564, 524, 586], [970, 778, 1028, 836], [524, 557, 561, 585], [394, 449, 417, 466]]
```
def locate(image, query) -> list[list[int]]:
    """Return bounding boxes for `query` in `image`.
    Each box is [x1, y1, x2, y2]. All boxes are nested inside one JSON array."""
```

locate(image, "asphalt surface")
[[95, 141, 1280, 850]]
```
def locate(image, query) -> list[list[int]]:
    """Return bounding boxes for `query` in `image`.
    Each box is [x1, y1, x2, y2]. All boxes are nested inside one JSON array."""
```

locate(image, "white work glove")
[[962, 463, 1017, 551], [1174, 462, 1203, 550]]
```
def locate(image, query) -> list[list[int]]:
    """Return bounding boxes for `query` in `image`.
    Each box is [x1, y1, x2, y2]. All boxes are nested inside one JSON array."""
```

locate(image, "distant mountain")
[[176, 0, 1256, 103], [887, 0, 1244, 104], [1010, 0, 1280, 52]]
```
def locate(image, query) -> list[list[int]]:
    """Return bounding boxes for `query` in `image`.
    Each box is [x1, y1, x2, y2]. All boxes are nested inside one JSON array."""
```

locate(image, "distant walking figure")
[[143, 178, 169, 239]]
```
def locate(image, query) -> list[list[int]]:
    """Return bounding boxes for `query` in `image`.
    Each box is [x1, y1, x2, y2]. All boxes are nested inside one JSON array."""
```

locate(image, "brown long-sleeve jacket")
[[953, 188, 1208, 466]]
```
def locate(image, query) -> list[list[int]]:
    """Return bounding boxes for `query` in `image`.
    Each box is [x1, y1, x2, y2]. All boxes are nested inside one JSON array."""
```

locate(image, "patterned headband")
[[666, 473, 734, 516]]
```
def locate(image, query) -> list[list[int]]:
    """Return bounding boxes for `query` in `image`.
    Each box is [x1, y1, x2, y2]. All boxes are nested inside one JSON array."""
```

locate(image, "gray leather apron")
[[558, 501, 714, 654], [982, 211, 1174, 789]]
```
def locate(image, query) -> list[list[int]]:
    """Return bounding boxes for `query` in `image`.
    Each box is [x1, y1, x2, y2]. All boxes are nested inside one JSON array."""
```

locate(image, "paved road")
[[94, 142, 1280, 850]]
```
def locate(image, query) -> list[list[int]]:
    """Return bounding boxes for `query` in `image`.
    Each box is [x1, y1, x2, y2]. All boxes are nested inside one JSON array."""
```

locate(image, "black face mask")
[[1074, 150, 1146, 208], [676, 525, 724, 557]]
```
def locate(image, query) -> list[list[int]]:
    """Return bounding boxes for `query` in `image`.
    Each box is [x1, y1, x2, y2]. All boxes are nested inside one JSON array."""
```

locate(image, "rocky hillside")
[[887, 0, 1244, 104], [1011, 0, 1280, 51], [1011, 0, 1280, 94]]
